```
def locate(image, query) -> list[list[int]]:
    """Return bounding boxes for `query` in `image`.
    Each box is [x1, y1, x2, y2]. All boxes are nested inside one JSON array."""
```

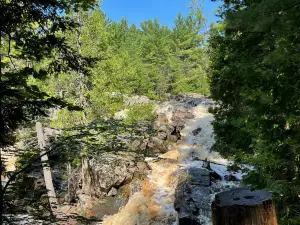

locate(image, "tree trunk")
[[211, 188, 278, 225], [36, 122, 58, 213], [67, 162, 76, 204], [81, 156, 93, 195], [0, 150, 3, 225], [0, 32, 4, 224], [75, 11, 88, 109]]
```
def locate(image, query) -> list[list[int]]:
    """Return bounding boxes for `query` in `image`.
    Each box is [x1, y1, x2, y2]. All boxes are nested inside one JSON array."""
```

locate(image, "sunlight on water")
[[103, 161, 179, 225], [178, 104, 227, 165]]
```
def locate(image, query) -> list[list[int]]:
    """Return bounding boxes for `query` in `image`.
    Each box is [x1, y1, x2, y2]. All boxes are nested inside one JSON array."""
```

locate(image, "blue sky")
[[101, 0, 222, 28]]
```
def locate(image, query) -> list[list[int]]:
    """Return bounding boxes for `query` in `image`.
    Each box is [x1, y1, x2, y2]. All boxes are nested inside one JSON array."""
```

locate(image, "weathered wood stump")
[[212, 188, 278, 225]]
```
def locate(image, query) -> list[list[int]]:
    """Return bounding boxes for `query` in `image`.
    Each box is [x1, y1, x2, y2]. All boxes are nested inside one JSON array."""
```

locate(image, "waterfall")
[[103, 102, 240, 225]]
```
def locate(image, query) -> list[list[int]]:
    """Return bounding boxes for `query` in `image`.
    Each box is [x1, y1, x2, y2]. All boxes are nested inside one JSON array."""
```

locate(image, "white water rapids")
[[103, 103, 241, 225]]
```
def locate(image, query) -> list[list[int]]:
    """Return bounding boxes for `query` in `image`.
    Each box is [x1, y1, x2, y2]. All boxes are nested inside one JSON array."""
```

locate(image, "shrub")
[[125, 103, 156, 124]]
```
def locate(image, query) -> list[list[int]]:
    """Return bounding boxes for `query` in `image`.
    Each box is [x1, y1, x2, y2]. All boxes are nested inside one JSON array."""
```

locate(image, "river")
[[103, 101, 241, 225]]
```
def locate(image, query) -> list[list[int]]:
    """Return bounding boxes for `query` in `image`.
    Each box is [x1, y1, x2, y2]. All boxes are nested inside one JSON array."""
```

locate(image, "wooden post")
[[211, 188, 278, 225], [36, 122, 58, 213]]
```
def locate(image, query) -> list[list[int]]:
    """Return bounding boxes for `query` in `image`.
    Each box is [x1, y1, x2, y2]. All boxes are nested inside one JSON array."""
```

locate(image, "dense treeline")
[[210, 0, 300, 224], [37, 2, 210, 124]]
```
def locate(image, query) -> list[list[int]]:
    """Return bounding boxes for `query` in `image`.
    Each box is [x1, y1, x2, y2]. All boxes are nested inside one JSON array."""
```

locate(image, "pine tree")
[[171, 0, 209, 95], [140, 19, 174, 99]]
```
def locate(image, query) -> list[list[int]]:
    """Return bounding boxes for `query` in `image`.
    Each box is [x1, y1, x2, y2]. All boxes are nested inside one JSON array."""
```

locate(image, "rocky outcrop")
[[75, 96, 205, 197], [122, 98, 196, 153], [124, 95, 150, 106], [174, 168, 211, 225], [151, 100, 195, 150], [174, 164, 240, 225], [72, 152, 149, 199], [67, 97, 200, 219], [63, 152, 150, 219], [60, 95, 217, 221]]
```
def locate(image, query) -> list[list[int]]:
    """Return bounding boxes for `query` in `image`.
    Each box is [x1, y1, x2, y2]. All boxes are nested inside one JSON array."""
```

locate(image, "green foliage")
[[51, 108, 87, 129], [171, 1, 210, 95], [1, 0, 212, 222], [43, 1, 211, 128], [46, 1, 210, 112], [209, 0, 300, 223], [0, 0, 98, 222], [51, 119, 154, 159], [0, 0, 96, 146], [125, 103, 156, 125]]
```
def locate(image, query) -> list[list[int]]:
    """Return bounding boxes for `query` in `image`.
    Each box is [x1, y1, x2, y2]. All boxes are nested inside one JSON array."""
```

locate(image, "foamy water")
[[178, 104, 227, 164], [103, 103, 239, 225]]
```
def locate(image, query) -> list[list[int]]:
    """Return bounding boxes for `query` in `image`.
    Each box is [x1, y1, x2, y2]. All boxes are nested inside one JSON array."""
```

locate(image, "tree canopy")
[[209, 0, 300, 224], [0, 0, 97, 146], [0, 0, 97, 222]]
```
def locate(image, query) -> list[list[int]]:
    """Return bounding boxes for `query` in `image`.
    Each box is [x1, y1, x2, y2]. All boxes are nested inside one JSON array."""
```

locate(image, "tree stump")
[[211, 188, 277, 225]]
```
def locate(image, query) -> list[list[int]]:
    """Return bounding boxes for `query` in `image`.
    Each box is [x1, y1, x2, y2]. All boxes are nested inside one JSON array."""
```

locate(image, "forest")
[[0, 0, 299, 224]]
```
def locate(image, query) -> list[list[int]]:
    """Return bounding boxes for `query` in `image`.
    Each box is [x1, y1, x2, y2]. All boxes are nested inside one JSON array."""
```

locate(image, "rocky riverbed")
[[102, 97, 242, 225], [3, 95, 244, 224]]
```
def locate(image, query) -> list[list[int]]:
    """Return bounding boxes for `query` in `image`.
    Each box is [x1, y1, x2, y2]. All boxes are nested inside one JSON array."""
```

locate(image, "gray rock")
[[156, 113, 169, 124], [174, 168, 212, 224], [173, 94, 185, 101], [157, 132, 168, 140], [167, 135, 179, 142], [136, 161, 149, 171], [139, 140, 149, 150], [131, 139, 141, 149], [73, 153, 150, 198], [171, 109, 194, 127], [124, 95, 150, 106], [151, 137, 164, 148], [77, 193, 91, 204], [188, 168, 210, 186], [107, 187, 118, 197], [192, 127, 202, 136], [156, 124, 171, 133]]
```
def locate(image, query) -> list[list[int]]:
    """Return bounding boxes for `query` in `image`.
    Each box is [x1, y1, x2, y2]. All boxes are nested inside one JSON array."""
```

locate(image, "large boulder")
[[151, 101, 195, 150], [68, 152, 150, 220], [77, 152, 150, 198], [174, 168, 212, 225], [171, 108, 194, 127]]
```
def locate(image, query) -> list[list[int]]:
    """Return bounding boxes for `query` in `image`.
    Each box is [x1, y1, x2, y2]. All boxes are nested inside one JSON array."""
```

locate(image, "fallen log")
[[211, 188, 278, 225]]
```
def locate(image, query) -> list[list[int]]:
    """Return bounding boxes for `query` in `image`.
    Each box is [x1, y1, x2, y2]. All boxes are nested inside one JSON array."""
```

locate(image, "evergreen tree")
[[140, 19, 174, 99], [210, 0, 300, 223], [172, 1, 209, 95]]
